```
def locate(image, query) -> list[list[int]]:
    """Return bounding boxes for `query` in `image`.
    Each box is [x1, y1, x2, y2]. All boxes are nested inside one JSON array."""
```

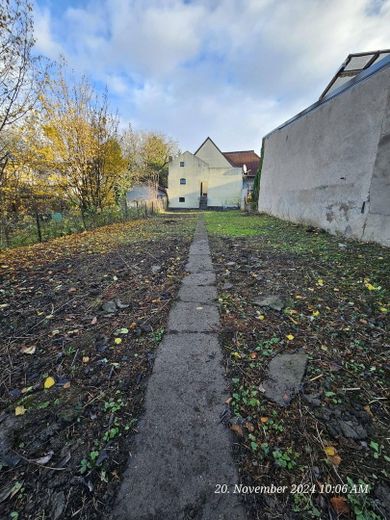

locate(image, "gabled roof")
[[194, 136, 224, 156], [223, 150, 260, 175]]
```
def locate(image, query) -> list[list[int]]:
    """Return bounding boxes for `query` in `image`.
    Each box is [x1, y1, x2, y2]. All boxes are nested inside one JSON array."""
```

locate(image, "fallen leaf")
[[324, 446, 336, 457], [258, 314, 265, 320], [114, 337, 122, 345], [15, 406, 26, 416], [44, 376, 55, 389], [330, 496, 350, 514], [63, 382, 71, 389], [286, 334, 295, 341], [249, 352, 257, 359], [91, 316, 98, 325], [225, 397, 232, 405], [260, 416, 269, 424], [230, 424, 244, 437], [244, 421, 255, 432], [364, 404, 373, 417], [312, 310, 320, 317], [34, 451, 54, 465], [330, 454, 342, 465], [20, 345, 36, 355], [82, 356, 90, 363], [317, 279, 324, 287]]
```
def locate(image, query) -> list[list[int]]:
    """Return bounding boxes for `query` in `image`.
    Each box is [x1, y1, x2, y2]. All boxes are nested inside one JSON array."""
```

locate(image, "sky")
[[33, 0, 390, 153]]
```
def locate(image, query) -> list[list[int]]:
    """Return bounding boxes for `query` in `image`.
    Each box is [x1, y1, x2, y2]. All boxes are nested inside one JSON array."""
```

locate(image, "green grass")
[[204, 210, 389, 262]]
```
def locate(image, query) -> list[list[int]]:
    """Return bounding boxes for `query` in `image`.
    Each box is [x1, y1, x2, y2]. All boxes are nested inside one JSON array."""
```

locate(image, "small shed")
[[126, 184, 168, 209]]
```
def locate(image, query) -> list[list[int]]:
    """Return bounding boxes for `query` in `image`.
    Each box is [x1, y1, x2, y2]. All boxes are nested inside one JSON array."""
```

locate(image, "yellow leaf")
[[114, 337, 122, 345], [260, 416, 269, 424], [317, 279, 324, 286], [312, 310, 320, 317], [82, 356, 90, 363], [44, 376, 55, 389], [286, 334, 294, 341], [231, 351, 241, 359], [324, 446, 336, 457], [15, 406, 26, 416], [258, 314, 265, 320], [379, 307, 387, 313]]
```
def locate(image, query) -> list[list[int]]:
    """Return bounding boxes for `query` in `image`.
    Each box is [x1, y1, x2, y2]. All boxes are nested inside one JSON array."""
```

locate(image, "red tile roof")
[[223, 150, 260, 176]]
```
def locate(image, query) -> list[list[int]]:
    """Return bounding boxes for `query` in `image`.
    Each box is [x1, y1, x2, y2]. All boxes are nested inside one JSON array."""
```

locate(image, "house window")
[[180, 161, 185, 167], [179, 197, 185, 203], [180, 178, 186, 185]]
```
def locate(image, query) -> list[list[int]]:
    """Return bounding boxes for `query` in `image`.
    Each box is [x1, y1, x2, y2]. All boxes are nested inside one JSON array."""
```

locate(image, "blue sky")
[[33, 0, 390, 152]]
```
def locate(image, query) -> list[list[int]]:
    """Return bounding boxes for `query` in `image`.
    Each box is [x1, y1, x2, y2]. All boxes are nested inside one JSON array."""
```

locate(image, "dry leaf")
[[225, 397, 232, 405], [21, 345, 36, 355], [63, 382, 71, 389], [364, 404, 373, 417], [260, 416, 269, 424], [330, 496, 350, 514], [82, 356, 90, 363], [15, 405, 26, 416], [230, 424, 244, 437], [249, 352, 257, 359], [244, 421, 255, 432], [34, 451, 54, 465], [44, 376, 55, 389], [330, 454, 342, 465], [91, 316, 98, 325]]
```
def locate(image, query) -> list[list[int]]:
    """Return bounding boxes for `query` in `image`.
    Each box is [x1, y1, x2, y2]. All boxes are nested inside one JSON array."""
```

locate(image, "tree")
[[41, 63, 126, 218], [122, 128, 178, 193], [0, 0, 44, 176]]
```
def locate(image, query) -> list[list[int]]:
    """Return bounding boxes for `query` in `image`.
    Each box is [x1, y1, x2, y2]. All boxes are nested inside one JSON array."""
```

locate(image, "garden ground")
[[205, 211, 389, 520], [0, 213, 196, 519], [0, 210, 389, 520]]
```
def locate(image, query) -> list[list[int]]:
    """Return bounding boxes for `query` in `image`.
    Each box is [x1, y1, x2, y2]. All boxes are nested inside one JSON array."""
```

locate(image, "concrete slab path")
[[113, 217, 246, 520]]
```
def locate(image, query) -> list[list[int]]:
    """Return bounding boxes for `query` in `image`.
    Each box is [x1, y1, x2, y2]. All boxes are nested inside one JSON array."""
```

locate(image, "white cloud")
[[33, 0, 390, 151], [33, 5, 63, 59]]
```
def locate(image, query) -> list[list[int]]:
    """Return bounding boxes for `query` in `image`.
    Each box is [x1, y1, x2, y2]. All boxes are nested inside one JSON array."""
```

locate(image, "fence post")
[[34, 207, 43, 242]]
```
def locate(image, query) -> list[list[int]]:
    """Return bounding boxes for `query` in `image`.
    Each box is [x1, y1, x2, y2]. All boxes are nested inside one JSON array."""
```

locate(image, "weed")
[[292, 493, 321, 518], [272, 447, 299, 469]]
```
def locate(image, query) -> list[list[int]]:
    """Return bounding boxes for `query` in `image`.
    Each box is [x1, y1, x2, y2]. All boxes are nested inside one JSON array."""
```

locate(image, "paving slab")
[[168, 301, 219, 332], [189, 242, 211, 255], [186, 254, 214, 273], [113, 217, 246, 520], [182, 271, 216, 286], [178, 285, 217, 304]]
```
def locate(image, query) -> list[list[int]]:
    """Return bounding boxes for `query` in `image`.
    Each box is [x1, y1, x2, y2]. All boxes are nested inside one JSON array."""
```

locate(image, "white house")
[[167, 137, 260, 209]]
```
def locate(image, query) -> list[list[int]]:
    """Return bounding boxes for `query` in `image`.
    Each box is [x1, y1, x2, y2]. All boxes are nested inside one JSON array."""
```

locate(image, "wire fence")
[[0, 199, 166, 250]]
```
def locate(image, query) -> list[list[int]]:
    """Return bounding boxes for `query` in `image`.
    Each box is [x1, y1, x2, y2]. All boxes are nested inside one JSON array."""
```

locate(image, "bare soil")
[[0, 214, 196, 519]]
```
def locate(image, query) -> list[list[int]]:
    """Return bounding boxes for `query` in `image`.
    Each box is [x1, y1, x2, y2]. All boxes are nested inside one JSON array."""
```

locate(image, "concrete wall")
[[258, 62, 390, 246]]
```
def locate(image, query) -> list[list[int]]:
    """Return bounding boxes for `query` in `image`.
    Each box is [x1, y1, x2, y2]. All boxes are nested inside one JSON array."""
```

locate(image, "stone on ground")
[[262, 352, 308, 406]]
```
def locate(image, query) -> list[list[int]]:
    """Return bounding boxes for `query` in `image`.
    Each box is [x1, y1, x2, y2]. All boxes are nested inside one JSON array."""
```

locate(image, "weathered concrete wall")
[[258, 62, 390, 246]]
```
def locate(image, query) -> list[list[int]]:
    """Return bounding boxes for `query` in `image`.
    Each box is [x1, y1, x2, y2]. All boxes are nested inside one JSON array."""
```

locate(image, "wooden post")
[[34, 207, 42, 242]]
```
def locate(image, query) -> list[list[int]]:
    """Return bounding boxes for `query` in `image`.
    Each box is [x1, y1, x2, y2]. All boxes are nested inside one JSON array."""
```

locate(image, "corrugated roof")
[[223, 150, 260, 175]]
